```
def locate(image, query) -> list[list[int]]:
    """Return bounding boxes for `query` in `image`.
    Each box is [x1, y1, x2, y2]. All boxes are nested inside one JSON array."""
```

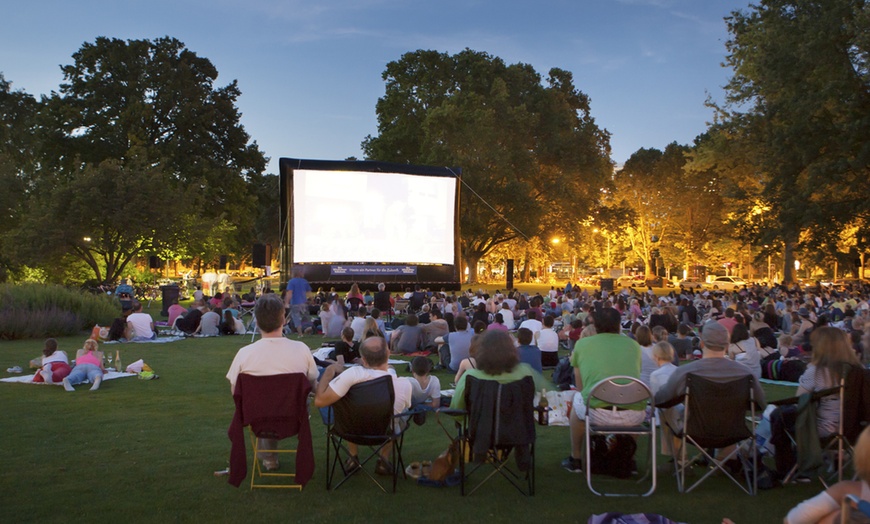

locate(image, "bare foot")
[[89, 375, 102, 391], [63, 378, 75, 392]]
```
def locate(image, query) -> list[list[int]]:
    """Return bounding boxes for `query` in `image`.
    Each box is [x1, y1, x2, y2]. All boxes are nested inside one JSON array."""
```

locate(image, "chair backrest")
[[332, 375, 395, 441], [465, 375, 535, 447], [347, 297, 364, 312], [588, 376, 652, 407], [842, 364, 867, 442], [684, 373, 754, 448], [235, 373, 312, 436]]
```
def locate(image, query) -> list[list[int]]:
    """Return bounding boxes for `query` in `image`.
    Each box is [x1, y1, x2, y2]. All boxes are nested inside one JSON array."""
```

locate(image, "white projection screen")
[[278, 158, 461, 288]]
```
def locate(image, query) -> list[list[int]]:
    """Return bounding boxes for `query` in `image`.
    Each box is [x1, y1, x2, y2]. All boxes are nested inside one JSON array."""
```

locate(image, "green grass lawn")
[[0, 329, 818, 524]]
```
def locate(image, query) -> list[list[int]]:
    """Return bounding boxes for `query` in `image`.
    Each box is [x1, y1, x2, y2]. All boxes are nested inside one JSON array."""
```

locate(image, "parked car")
[[679, 279, 705, 289], [707, 276, 748, 291], [615, 275, 645, 288]]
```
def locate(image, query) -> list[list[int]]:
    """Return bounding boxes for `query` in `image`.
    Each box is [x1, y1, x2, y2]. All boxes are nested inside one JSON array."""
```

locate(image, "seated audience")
[[516, 327, 542, 374], [409, 356, 441, 411], [314, 337, 412, 475], [450, 329, 543, 411], [534, 315, 560, 367], [226, 294, 318, 471], [770, 327, 860, 480], [563, 307, 645, 473], [784, 425, 870, 523]]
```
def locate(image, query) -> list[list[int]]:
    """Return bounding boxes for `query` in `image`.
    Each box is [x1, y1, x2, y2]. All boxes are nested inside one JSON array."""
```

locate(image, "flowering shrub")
[[0, 284, 118, 340]]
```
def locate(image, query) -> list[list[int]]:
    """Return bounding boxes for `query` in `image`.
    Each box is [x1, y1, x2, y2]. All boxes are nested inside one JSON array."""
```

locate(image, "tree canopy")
[[700, 0, 870, 282], [363, 49, 613, 282], [3, 37, 270, 283]]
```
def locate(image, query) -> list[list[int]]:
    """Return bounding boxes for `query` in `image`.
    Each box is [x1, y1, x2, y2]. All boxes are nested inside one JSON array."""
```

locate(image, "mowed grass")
[[0, 320, 818, 523]]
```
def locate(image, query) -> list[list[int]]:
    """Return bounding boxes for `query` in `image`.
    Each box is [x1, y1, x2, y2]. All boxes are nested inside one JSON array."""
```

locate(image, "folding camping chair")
[[666, 373, 758, 495], [457, 375, 536, 496], [325, 375, 411, 493], [227, 373, 314, 490]]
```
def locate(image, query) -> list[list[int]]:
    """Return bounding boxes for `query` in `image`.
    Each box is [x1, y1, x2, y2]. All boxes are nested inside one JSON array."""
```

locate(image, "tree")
[[14, 160, 188, 283], [14, 37, 268, 281], [704, 0, 870, 282], [0, 74, 39, 281], [363, 49, 612, 283]]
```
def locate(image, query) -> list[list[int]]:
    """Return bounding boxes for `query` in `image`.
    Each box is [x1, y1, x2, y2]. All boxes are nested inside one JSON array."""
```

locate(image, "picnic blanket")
[[1, 371, 137, 384], [105, 336, 185, 344]]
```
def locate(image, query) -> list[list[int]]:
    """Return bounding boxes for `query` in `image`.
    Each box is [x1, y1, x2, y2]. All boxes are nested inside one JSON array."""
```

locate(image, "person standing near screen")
[[286, 270, 312, 336]]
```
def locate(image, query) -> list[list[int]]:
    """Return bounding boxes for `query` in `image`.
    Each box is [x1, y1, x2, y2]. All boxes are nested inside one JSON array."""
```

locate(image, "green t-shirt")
[[450, 363, 546, 411], [571, 333, 643, 410]]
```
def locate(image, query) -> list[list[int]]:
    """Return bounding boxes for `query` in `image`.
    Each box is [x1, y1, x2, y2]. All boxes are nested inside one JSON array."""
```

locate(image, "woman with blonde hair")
[[770, 327, 861, 480], [785, 424, 870, 523], [62, 339, 106, 392]]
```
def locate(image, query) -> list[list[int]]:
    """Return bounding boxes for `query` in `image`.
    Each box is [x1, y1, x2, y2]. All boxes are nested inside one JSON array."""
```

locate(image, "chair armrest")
[[655, 395, 685, 409]]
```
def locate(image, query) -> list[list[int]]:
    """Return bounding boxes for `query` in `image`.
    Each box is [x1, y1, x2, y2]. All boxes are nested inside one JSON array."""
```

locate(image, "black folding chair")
[[325, 375, 410, 493], [668, 373, 758, 495], [772, 364, 866, 484], [458, 375, 536, 496]]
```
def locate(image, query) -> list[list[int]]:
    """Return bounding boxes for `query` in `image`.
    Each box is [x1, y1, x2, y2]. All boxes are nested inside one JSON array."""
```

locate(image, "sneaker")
[[561, 456, 583, 473], [62, 378, 75, 392]]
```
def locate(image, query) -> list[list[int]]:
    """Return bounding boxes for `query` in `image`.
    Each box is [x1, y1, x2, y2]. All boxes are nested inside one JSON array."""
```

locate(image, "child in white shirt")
[[649, 341, 680, 456]]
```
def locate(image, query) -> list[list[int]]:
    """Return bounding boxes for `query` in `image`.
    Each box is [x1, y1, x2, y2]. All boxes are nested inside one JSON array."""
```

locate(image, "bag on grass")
[[552, 356, 574, 391], [429, 438, 459, 482], [589, 434, 637, 479]]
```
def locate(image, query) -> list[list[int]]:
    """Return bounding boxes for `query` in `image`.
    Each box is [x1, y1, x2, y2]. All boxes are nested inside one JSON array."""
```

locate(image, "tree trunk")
[[522, 251, 531, 283], [465, 253, 480, 284], [783, 237, 796, 284]]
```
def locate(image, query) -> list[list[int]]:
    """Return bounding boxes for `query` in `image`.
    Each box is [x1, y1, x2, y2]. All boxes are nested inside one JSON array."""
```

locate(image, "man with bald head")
[[314, 337, 412, 475]]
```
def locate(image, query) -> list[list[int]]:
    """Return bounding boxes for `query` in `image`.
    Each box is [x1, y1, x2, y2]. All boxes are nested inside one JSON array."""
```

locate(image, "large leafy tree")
[[703, 0, 870, 282], [14, 37, 267, 282], [0, 74, 39, 281], [363, 49, 612, 283]]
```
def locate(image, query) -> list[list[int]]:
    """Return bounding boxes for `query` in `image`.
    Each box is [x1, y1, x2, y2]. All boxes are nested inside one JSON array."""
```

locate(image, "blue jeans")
[[66, 363, 103, 386]]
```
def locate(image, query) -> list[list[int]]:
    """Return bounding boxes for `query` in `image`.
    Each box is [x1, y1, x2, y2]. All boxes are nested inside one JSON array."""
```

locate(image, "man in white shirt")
[[349, 311, 368, 342], [519, 309, 543, 335], [127, 302, 156, 340], [226, 294, 318, 470], [314, 337, 412, 474]]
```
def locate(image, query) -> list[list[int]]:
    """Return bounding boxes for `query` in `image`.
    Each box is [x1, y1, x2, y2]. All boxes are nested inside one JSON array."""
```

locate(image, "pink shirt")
[[486, 323, 509, 332], [77, 351, 101, 366]]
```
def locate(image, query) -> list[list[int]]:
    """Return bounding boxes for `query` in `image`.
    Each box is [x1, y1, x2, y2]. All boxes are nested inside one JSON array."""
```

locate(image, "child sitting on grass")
[[778, 333, 801, 359], [409, 357, 441, 411], [649, 341, 680, 456]]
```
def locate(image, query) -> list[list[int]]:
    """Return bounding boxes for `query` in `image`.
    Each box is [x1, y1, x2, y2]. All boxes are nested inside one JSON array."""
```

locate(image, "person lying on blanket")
[[62, 339, 106, 392], [32, 338, 72, 384]]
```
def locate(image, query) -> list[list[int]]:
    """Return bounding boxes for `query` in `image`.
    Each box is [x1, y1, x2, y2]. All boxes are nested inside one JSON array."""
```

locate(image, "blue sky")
[[1, 0, 749, 173]]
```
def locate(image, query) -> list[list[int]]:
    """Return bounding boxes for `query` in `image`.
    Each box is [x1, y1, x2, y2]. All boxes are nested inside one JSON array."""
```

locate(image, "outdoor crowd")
[[28, 273, 870, 522], [219, 274, 870, 523]]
